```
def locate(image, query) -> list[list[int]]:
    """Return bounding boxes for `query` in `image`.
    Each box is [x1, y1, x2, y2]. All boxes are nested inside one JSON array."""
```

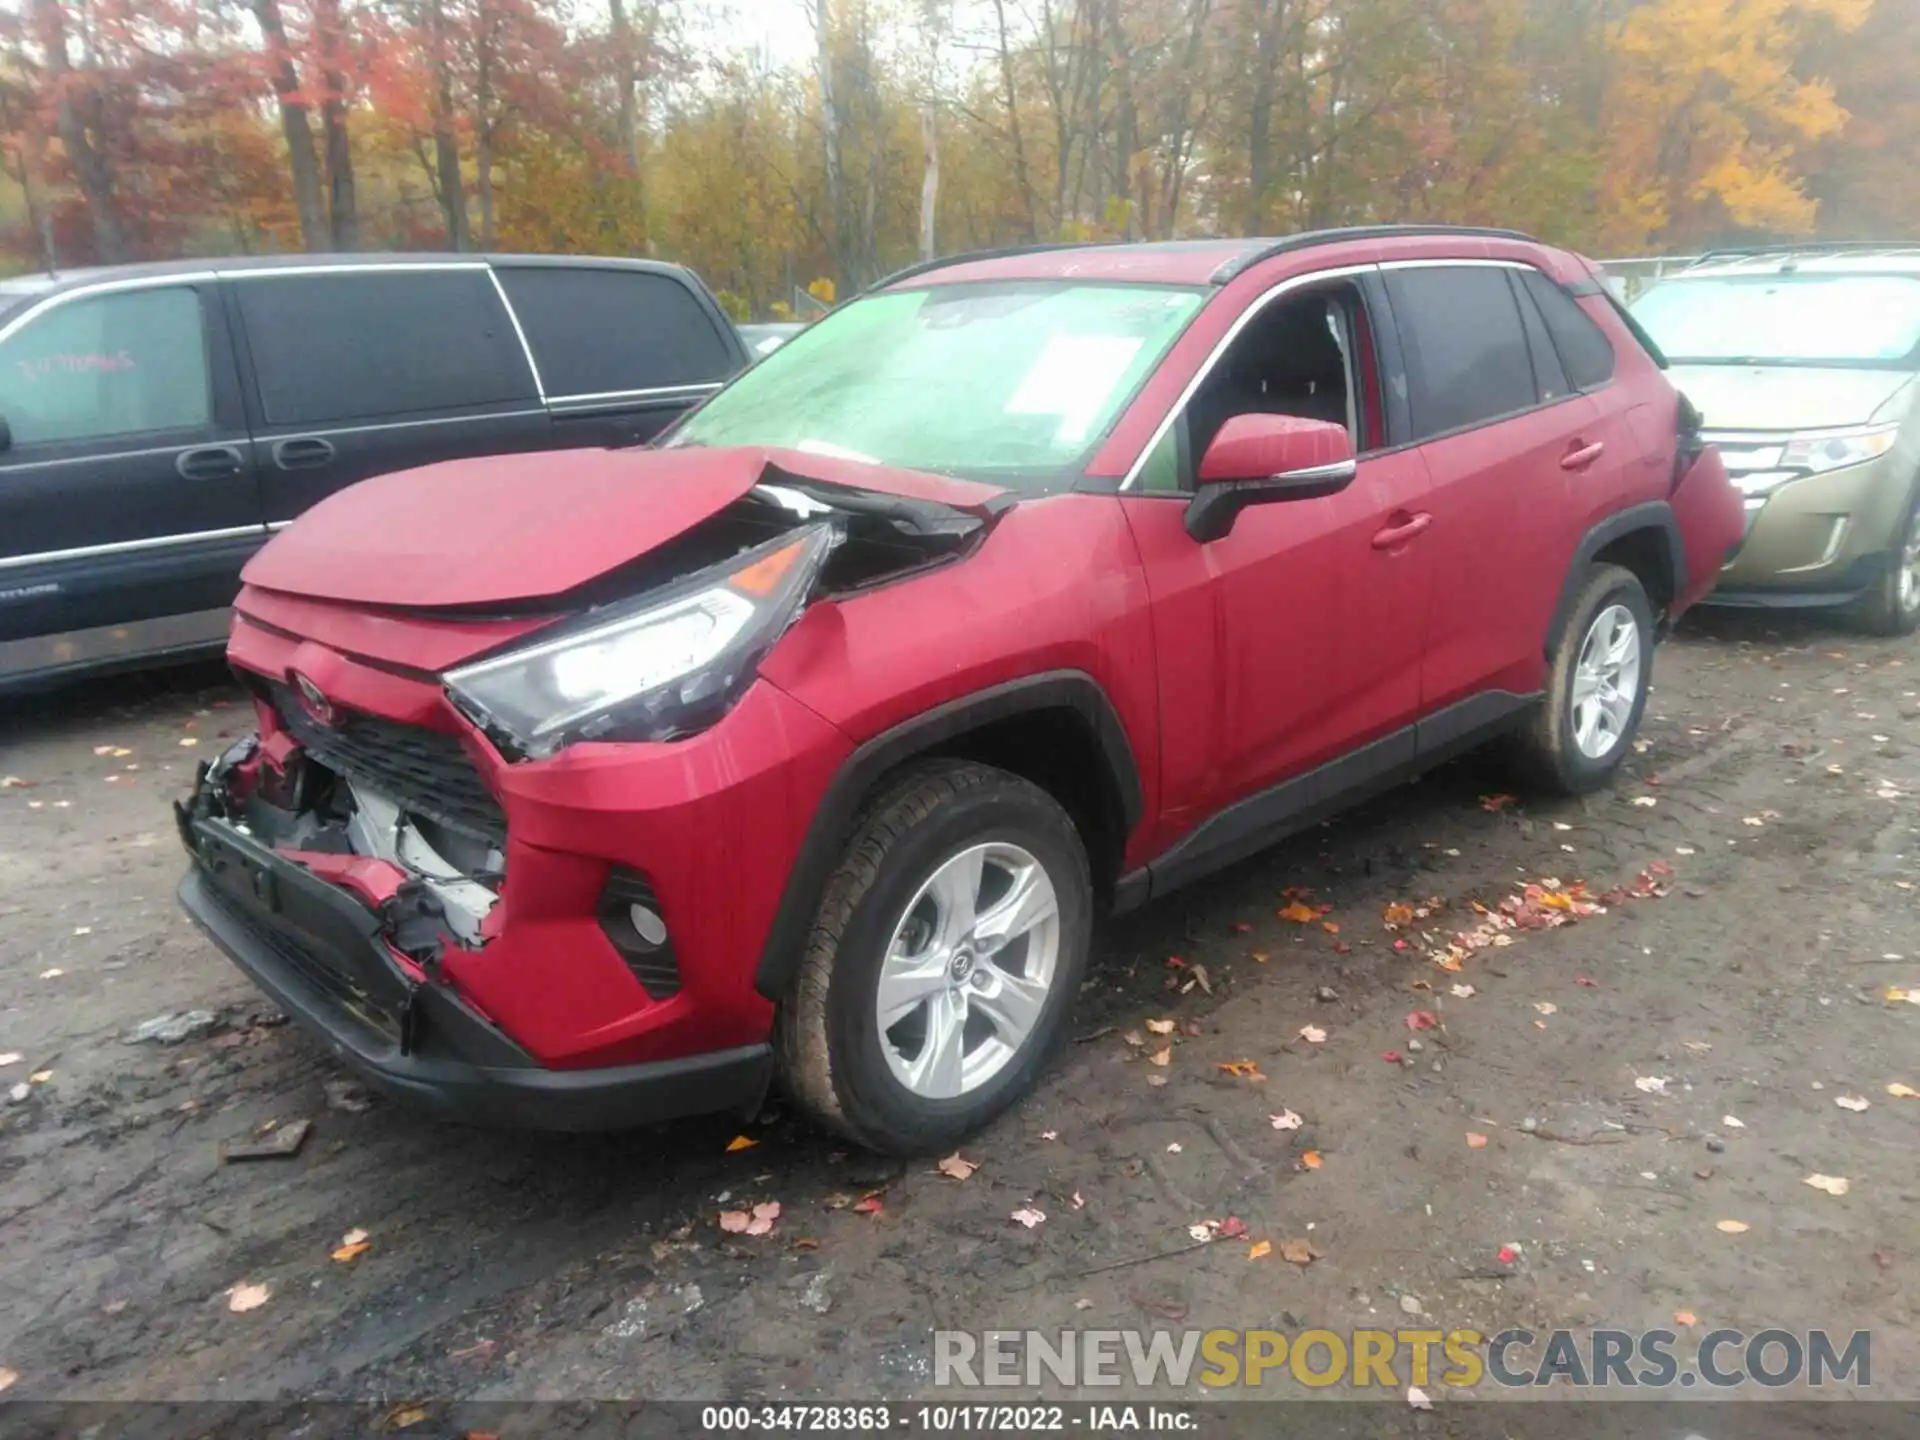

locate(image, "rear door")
[[491, 261, 746, 449], [1379, 261, 1601, 715], [0, 277, 260, 682], [228, 265, 550, 528]]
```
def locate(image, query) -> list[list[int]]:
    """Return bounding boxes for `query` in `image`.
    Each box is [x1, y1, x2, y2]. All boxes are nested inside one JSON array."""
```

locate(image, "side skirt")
[[1117, 689, 1540, 909]]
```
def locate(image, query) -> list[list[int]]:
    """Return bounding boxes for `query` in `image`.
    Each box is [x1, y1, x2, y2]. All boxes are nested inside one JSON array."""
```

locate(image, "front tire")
[[1516, 563, 1654, 795], [1853, 496, 1920, 637], [774, 761, 1092, 1155]]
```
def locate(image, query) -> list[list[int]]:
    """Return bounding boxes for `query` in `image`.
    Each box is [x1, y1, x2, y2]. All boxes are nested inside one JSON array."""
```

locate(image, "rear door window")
[[494, 266, 739, 398], [1385, 267, 1539, 440], [234, 269, 536, 426], [0, 286, 211, 446], [1520, 269, 1616, 390]]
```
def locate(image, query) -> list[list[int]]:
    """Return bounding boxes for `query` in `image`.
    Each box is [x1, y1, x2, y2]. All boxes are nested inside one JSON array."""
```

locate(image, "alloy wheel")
[[875, 841, 1061, 1100], [1570, 603, 1642, 760]]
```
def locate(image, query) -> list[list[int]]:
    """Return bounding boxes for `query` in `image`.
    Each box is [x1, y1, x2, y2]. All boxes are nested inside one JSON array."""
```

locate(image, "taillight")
[[1672, 392, 1705, 492]]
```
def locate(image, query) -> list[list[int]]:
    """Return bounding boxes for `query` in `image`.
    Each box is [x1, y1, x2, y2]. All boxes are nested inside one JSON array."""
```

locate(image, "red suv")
[[176, 227, 1743, 1154]]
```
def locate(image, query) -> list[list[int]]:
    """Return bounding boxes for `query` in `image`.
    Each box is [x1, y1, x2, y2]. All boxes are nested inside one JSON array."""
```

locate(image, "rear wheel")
[[774, 761, 1091, 1155], [1516, 563, 1654, 795], [1853, 496, 1920, 637]]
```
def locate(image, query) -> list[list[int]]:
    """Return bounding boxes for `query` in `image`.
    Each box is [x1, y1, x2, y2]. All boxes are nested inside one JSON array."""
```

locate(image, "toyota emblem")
[[291, 671, 336, 726]]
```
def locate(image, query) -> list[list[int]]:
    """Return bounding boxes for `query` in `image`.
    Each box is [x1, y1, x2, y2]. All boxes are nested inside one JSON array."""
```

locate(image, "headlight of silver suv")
[[446, 522, 838, 758], [1779, 425, 1900, 476]]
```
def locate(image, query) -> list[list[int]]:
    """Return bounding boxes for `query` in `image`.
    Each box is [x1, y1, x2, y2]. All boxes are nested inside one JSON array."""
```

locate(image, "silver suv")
[[1630, 245, 1920, 634]]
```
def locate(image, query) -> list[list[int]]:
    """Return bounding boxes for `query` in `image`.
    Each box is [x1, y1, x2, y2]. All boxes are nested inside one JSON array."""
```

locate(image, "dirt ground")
[[2, 610, 1916, 1412]]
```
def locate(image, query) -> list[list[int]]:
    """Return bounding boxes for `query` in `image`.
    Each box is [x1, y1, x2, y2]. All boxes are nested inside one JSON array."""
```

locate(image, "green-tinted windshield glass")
[[671, 281, 1205, 488]]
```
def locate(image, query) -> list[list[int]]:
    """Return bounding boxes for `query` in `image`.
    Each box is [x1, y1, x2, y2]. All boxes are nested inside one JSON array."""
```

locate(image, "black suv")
[[0, 253, 747, 690]]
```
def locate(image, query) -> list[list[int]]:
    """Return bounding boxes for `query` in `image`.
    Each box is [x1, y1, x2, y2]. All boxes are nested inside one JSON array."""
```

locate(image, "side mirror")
[[1184, 413, 1356, 543]]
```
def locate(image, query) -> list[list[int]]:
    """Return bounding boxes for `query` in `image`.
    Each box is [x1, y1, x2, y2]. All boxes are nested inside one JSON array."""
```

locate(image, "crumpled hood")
[[242, 445, 1005, 609], [1672, 364, 1916, 435]]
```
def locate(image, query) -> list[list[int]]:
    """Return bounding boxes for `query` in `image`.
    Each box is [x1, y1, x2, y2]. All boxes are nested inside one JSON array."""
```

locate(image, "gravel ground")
[[1, 611, 1916, 1415]]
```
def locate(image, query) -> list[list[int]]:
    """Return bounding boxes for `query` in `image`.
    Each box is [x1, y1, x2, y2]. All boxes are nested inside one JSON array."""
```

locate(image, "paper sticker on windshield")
[[1005, 335, 1145, 444]]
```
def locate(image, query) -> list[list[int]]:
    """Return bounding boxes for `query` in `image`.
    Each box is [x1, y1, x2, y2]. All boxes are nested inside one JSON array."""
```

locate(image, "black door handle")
[[273, 437, 336, 471], [175, 445, 244, 481]]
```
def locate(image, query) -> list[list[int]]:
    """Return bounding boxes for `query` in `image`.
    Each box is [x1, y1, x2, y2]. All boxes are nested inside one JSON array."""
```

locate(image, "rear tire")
[[1516, 563, 1654, 795], [1852, 495, 1920, 638], [773, 761, 1092, 1155]]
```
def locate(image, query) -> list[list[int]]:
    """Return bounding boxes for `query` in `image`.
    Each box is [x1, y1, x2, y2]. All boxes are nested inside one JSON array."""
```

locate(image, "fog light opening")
[[628, 902, 668, 948]]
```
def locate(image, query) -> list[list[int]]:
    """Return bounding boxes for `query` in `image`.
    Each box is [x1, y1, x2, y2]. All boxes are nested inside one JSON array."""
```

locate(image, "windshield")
[[670, 281, 1207, 488], [1631, 273, 1920, 368]]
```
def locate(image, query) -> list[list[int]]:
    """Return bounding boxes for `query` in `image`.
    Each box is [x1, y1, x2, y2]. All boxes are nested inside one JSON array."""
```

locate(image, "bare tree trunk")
[[250, 0, 330, 251], [316, 0, 359, 249], [475, 6, 497, 249], [808, 0, 850, 282], [425, 0, 469, 249], [919, 101, 939, 261], [609, 0, 639, 170], [1245, 0, 1285, 237], [0, 84, 60, 271], [990, 0, 1036, 239], [31, 0, 125, 260]]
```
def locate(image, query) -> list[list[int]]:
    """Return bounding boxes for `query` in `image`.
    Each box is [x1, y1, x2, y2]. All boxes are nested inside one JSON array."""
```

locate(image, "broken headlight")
[[446, 522, 837, 758]]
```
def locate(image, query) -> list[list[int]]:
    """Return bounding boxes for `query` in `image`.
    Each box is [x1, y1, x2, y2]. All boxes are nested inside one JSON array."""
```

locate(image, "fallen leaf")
[[1715, 1219, 1750, 1234], [1245, 1239, 1273, 1261], [1683, 1040, 1712, 1052], [340, 1227, 369, 1246], [1332, 940, 1352, 954], [1165, 955, 1186, 968], [1217, 1059, 1264, 1080], [1009, 1206, 1046, 1229], [1188, 1223, 1214, 1243], [1380, 1050, 1403, 1063], [384, 1406, 430, 1431], [1071, 1191, 1086, 1210], [1575, 976, 1599, 988], [1742, 816, 1765, 827], [1449, 983, 1475, 999], [1479, 793, 1516, 812], [1041, 1130, 1059, 1140], [1406, 1010, 1439, 1031], [27, 1071, 51, 1084], [1279, 901, 1318, 924], [1382, 901, 1415, 927], [1631, 796, 1658, 808], [1722, 1115, 1745, 1129], [1278, 1237, 1316, 1266], [1885, 987, 1920, 1005], [1297, 1024, 1326, 1044], [1406, 1385, 1433, 1410], [1232, 922, 1252, 934], [745, 1201, 782, 1236], [1635, 1075, 1670, 1094], [851, 1194, 884, 1216], [1496, 1245, 1519, 1264], [331, 1241, 371, 1263], [1321, 921, 1340, 935], [0, 775, 34, 788], [0, 1367, 15, 1393], [1675, 1310, 1697, 1327], [937, 1153, 978, 1181], [1145, 1018, 1176, 1035], [1300, 1150, 1323, 1170], [1122, 1030, 1146, 1048], [1269, 1109, 1303, 1130], [718, 1209, 752, 1233], [1887, 1083, 1918, 1099], [37, 969, 62, 980], [1146, 1074, 1168, 1087], [1465, 1132, 1488, 1149], [1803, 1173, 1850, 1196], [1215, 1216, 1248, 1239], [1534, 1001, 1558, 1015], [1249, 951, 1270, 963], [725, 1134, 759, 1152], [1148, 1046, 1172, 1067], [1166, 1142, 1182, 1153], [1188, 964, 1213, 995], [226, 1282, 271, 1313], [792, 1237, 820, 1251], [0, 1053, 19, 1066], [72, 925, 91, 937], [1835, 1095, 1870, 1113]]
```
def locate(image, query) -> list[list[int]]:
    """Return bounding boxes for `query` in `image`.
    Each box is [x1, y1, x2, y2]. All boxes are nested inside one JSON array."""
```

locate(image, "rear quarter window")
[[494, 266, 739, 398], [1521, 269, 1616, 390], [234, 269, 537, 426], [1385, 266, 1538, 439]]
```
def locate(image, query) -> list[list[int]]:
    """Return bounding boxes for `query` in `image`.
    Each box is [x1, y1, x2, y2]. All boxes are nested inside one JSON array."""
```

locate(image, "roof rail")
[[1210, 224, 1537, 283], [861, 242, 1124, 297], [1684, 241, 1920, 269]]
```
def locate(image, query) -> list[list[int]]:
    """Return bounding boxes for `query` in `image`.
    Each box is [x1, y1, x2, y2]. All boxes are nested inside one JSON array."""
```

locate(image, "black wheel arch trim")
[[754, 670, 1143, 1001], [1546, 501, 1685, 660]]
